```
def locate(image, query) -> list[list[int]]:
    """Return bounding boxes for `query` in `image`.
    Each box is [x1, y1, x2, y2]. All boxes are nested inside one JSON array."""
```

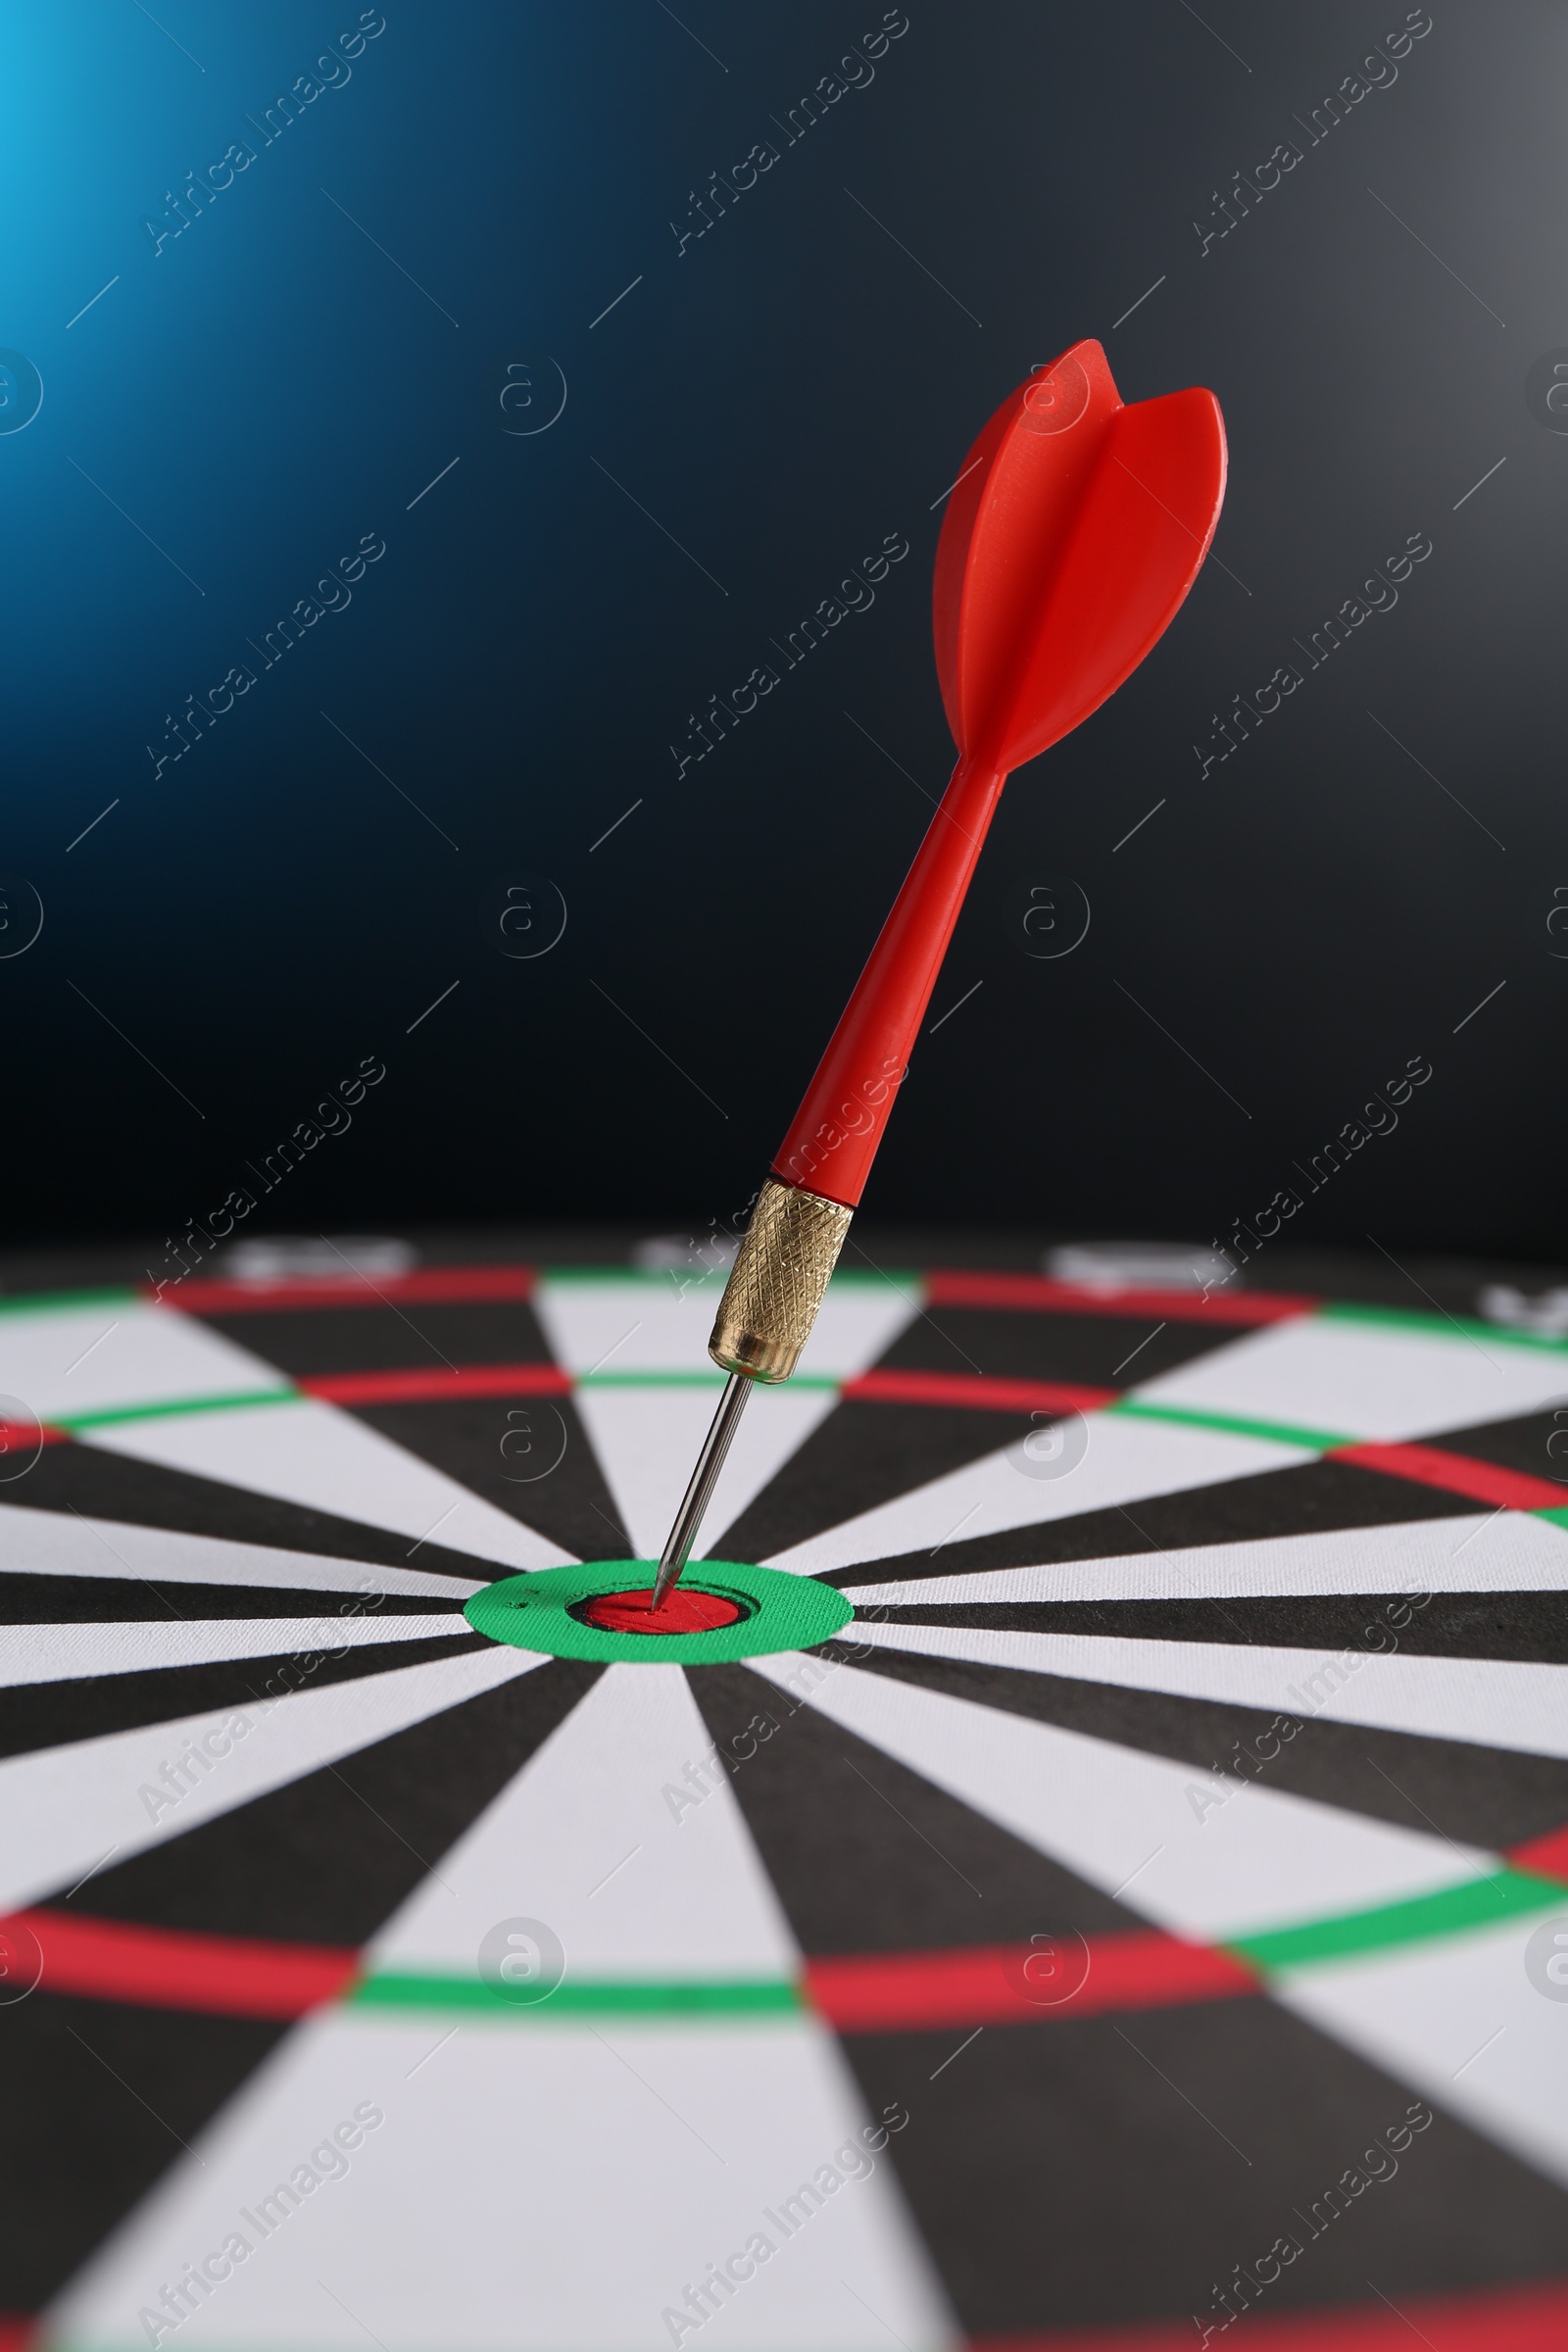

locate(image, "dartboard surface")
[[3, 1232, 1567, 2352]]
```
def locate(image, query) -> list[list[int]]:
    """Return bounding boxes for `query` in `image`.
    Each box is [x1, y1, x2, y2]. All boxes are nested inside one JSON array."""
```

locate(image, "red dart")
[[650, 339, 1227, 1607]]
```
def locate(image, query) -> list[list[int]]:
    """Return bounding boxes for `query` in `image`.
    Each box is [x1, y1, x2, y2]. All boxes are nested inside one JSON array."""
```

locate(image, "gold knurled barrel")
[[709, 1178, 855, 1383]]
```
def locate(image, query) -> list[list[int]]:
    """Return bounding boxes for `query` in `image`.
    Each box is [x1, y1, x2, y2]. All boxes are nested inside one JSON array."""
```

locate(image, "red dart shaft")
[[772, 754, 1005, 1210], [648, 754, 1005, 1607]]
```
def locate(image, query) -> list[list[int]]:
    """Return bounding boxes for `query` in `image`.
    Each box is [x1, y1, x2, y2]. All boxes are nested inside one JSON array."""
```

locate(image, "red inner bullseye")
[[579, 1587, 746, 1635]]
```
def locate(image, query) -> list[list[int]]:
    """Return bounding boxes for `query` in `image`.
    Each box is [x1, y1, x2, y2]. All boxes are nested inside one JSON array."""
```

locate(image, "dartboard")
[[4, 1240, 1567, 2352]]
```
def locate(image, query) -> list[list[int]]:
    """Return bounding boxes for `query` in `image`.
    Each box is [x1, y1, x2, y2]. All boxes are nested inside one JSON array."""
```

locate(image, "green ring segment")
[[465, 1559, 853, 1663]]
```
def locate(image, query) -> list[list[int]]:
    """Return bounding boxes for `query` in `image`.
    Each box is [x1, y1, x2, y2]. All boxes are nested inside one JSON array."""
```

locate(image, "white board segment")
[[49, 2011, 956, 2352], [0, 1498, 486, 1599], [1279, 1922, 1568, 2188], [370, 1663, 801, 1980], [847, 1619, 1568, 1760], [575, 1384, 838, 1561], [1134, 1313, 1568, 1445], [767, 1414, 1313, 1579], [0, 1645, 542, 1914], [0, 1298, 285, 1421], [746, 1656, 1483, 1941], [843, 1511, 1568, 1606], [81, 1399, 572, 1573], [0, 1612, 469, 1690]]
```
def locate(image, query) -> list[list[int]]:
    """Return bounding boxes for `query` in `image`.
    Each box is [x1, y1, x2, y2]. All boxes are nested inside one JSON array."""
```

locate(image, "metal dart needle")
[[649, 1370, 753, 1608]]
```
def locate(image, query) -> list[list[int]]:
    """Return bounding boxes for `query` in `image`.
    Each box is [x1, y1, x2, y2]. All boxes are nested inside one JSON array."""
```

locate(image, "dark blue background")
[[3, 1, 1561, 1258]]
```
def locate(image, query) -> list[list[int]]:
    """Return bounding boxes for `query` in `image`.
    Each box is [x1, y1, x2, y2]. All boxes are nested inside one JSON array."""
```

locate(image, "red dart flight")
[[779, 336, 1227, 1208]]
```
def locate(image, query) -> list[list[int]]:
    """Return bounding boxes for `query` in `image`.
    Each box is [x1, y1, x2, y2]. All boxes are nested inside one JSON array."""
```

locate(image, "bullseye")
[[576, 1587, 747, 1635], [464, 1559, 852, 1662]]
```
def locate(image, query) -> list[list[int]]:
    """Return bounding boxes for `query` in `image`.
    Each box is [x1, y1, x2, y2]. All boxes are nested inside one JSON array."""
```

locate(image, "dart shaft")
[[650, 1370, 753, 1607], [773, 753, 1005, 1210], [655, 754, 1008, 1602]]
